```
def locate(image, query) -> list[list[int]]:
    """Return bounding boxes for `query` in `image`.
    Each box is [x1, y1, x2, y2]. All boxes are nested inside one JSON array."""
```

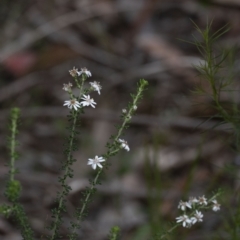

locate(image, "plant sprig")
[[49, 66, 148, 239], [4, 108, 35, 240], [68, 79, 148, 239]]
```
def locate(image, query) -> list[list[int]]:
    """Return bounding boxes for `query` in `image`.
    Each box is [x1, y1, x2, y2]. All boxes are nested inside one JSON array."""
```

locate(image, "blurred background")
[[0, 0, 240, 239]]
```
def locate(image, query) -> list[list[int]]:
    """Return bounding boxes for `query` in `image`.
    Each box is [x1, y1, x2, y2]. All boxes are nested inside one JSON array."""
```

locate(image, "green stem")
[[50, 111, 79, 240], [159, 224, 180, 239], [10, 111, 18, 181], [205, 35, 236, 128], [113, 86, 143, 143]]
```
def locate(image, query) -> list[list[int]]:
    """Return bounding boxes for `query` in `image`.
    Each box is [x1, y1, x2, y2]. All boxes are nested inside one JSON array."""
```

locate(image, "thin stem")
[[50, 110, 79, 240], [9, 108, 20, 182], [205, 34, 236, 127], [113, 86, 142, 143], [160, 224, 179, 239], [6, 108, 35, 240]]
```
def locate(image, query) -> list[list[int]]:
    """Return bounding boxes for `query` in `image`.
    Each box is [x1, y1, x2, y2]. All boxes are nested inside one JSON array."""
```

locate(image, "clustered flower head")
[[65, 67, 134, 172], [64, 67, 98, 111], [176, 195, 220, 228]]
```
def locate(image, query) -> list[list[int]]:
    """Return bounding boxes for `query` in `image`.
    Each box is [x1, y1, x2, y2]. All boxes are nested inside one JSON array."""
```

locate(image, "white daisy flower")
[[87, 156, 105, 170], [63, 99, 81, 110], [176, 215, 192, 228], [198, 195, 208, 205], [122, 109, 127, 114], [191, 210, 203, 224], [63, 82, 73, 92], [212, 199, 220, 212], [90, 81, 102, 95], [133, 105, 137, 110], [78, 67, 92, 78], [178, 200, 192, 211], [118, 139, 130, 151], [80, 95, 96, 108], [188, 197, 199, 205], [69, 67, 79, 77]]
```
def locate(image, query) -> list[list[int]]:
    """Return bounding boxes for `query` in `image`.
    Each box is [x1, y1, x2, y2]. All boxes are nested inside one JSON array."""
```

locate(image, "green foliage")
[[0, 204, 12, 218], [189, 21, 240, 131], [108, 226, 121, 240], [5, 180, 21, 202], [5, 108, 21, 202], [3, 107, 35, 239], [189, 20, 240, 240], [150, 21, 232, 240], [12, 203, 35, 240], [151, 221, 177, 240], [7, 107, 20, 182]]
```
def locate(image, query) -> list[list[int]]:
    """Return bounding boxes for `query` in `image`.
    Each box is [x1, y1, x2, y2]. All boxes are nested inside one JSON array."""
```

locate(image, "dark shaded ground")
[[0, 0, 240, 239]]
